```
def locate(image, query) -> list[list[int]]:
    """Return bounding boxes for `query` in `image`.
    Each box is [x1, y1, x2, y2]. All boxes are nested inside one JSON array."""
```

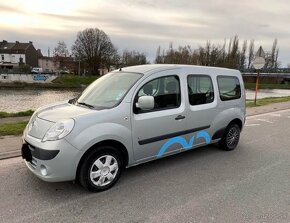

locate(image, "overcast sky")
[[1, 0, 289, 66]]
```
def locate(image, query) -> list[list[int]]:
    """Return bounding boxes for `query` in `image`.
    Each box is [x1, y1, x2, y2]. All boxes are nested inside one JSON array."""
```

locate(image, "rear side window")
[[187, 75, 214, 105], [217, 76, 241, 101]]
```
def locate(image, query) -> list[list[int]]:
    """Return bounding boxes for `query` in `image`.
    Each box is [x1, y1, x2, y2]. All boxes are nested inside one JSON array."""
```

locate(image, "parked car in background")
[[31, 67, 43, 74], [22, 64, 246, 192]]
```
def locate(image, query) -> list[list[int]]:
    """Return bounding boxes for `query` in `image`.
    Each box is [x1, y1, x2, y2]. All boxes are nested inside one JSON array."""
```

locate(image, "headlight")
[[42, 119, 75, 142]]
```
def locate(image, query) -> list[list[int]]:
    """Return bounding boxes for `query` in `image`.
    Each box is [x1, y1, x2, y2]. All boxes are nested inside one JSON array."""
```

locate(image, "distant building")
[[55, 56, 78, 74], [0, 40, 39, 69], [38, 55, 80, 74], [38, 56, 60, 73]]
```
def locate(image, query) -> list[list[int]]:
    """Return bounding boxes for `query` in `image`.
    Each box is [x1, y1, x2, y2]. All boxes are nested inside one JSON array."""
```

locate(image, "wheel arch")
[[212, 118, 243, 141], [228, 118, 243, 130], [76, 139, 129, 180]]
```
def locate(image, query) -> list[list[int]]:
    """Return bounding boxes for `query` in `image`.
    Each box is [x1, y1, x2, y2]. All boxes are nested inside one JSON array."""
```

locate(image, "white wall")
[[0, 54, 26, 63], [0, 74, 58, 83]]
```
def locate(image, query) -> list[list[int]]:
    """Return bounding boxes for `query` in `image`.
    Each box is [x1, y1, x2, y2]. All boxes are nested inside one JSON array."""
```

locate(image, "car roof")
[[117, 64, 240, 77]]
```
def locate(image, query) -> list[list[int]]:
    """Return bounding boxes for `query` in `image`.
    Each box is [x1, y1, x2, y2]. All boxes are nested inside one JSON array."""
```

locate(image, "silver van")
[[22, 65, 246, 192]]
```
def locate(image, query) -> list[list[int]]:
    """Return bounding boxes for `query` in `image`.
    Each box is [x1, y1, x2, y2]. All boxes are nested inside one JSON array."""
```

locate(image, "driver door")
[[131, 72, 187, 162]]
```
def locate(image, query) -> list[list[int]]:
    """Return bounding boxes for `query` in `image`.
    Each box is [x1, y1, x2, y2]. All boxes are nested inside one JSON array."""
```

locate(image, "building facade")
[[38, 57, 60, 73], [0, 40, 39, 69]]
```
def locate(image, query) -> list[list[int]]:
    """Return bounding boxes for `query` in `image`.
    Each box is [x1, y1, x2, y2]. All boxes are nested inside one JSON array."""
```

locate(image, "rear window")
[[187, 75, 214, 105], [217, 76, 241, 101]]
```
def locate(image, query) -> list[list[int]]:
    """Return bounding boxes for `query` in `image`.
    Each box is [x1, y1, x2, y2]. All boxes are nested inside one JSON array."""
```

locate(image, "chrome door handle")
[[175, 115, 185, 120]]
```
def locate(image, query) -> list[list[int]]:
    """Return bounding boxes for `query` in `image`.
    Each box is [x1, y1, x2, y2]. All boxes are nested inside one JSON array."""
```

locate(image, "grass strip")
[[244, 83, 290, 90], [51, 75, 99, 88], [0, 121, 28, 136], [246, 96, 290, 107], [0, 110, 34, 118]]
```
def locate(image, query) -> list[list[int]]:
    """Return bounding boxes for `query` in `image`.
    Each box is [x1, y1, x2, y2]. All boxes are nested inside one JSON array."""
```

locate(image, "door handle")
[[175, 115, 185, 120]]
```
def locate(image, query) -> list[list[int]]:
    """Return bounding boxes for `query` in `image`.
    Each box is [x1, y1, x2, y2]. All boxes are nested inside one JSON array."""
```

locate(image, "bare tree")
[[239, 40, 247, 70], [274, 48, 279, 69], [247, 40, 255, 69], [155, 46, 163, 64], [53, 41, 69, 57], [121, 50, 148, 66], [270, 38, 278, 68], [72, 28, 117, 75]]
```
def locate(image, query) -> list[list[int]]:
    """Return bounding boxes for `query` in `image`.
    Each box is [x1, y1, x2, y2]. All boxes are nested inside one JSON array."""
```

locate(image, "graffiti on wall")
[[33, 74, 48, 81]]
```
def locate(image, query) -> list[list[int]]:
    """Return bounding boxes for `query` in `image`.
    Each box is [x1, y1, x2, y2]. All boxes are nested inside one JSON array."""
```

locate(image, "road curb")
[[0, 150, 21, 160]]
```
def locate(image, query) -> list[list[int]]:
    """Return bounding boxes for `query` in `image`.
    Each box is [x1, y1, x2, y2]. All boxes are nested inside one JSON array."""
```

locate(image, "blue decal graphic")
[[196, 130, 211, 144], [157, 130, 210, 158], [33, 74, 48, 81]]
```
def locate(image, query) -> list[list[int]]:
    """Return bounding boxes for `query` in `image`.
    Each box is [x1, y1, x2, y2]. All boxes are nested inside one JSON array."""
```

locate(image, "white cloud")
[[0, 0, 289, 65]]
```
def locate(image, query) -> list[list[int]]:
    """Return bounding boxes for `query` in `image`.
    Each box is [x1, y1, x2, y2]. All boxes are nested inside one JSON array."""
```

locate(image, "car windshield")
[[76, 72, 142, 109]]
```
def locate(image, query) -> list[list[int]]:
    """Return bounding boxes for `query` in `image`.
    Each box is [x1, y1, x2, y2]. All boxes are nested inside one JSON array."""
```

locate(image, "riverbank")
[[1, 74, 290, 90], [244, 82, 290, 90], [0, 75, 99, 89]]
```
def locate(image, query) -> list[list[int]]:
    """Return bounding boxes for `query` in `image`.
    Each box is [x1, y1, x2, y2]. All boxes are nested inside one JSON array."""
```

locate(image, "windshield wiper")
[[77, 102, 95, 109]]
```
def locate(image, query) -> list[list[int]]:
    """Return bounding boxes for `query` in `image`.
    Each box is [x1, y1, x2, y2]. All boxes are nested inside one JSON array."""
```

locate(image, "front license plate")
[[21, 143, 32, 162]]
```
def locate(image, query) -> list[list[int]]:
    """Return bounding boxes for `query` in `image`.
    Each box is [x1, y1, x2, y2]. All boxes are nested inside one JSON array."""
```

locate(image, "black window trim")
[[133, 74, 181, 114], [187, 74, 215, 106], [217, 75, 241, 101]]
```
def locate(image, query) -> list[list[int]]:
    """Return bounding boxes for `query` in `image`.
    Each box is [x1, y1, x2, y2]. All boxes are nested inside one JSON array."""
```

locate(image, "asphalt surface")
[[1, 110, 290, 223]]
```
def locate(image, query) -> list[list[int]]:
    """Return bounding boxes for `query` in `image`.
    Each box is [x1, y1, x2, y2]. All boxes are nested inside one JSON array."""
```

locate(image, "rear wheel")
[[219, 123, 240, 151], [78, 146, 123, 192]]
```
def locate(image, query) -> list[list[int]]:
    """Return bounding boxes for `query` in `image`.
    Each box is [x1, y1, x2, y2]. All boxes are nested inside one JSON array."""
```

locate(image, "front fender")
[[66, 122, 133, 162]]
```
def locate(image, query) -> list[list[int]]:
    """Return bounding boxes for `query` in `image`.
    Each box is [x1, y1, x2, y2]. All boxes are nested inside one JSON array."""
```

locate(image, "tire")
[[78, 146, 123, 192], [219, 123, 240, 151]]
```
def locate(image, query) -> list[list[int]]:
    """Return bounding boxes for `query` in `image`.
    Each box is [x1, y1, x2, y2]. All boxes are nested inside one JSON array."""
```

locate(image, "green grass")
[[51, 75, 99, 88], [246, 96, 290, 107], [0, 110, 34, 118], [0, 121, 28, 136], [245, 83, 290, 90]]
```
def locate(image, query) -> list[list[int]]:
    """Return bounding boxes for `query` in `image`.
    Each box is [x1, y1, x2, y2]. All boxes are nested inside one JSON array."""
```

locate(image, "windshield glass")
[[77, 72, 142, 109]]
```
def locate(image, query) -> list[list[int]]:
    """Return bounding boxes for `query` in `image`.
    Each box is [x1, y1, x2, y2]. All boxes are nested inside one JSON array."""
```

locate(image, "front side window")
[[135, 75, 181, 113], [217, 76, 241, 101], [187, 75, 214, 105], [77, 72, 142, 109]]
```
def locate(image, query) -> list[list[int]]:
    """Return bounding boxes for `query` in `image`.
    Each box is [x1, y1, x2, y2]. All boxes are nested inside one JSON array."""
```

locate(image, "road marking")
[[269, 113, 281, 117], [256, 118, 273, 123], [245, 124, 260, 127]]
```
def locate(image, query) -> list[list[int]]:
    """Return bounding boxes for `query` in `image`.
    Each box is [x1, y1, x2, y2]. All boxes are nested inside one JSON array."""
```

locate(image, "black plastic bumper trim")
[[22, 142, 59, 161]]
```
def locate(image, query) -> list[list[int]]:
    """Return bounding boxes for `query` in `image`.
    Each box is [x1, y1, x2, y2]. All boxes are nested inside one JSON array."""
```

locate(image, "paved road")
[[1, 110, 290, 223]]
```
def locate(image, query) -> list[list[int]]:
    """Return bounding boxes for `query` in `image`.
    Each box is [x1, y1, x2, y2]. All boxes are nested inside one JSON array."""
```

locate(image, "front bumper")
[[22, 134, 82, 182]]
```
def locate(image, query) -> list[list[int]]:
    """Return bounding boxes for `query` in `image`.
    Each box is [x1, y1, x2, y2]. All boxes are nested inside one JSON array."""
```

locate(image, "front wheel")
[[78, 146, 123, 192], [219, 123, 240, 151]]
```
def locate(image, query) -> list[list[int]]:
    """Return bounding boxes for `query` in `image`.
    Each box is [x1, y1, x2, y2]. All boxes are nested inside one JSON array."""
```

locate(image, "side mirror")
[[136, 96, 154, 110]]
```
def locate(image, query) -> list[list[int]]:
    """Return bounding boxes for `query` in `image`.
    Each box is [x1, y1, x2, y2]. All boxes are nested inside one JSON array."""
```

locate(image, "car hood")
[[27, 101, 96, 139], [36, 101, 95, 122]]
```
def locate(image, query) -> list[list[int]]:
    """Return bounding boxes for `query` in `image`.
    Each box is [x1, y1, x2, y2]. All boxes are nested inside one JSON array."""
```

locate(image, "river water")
[[1, 89, 290, 112], [0, 89, 80, 112]]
